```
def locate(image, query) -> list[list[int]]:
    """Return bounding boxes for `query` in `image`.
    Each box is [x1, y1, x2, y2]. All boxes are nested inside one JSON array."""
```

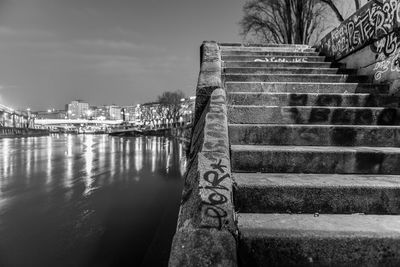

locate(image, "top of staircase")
[[219, 43, 311, 48]]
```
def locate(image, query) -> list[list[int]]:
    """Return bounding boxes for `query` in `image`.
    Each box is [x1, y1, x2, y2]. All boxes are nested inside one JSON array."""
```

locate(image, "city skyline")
[[0, 0, 243, 110]]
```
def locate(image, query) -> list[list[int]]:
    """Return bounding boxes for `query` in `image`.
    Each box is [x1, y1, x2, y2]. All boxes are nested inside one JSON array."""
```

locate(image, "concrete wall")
[[318, 0, 400, 94], [168, 42, 238, 267]]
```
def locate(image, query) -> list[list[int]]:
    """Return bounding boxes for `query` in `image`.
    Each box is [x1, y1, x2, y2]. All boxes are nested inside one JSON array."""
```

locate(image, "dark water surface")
[[0, 135, 186, 267]]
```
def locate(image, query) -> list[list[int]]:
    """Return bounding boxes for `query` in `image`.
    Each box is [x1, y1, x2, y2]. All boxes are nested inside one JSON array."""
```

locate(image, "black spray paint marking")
[[200, 159, 231, 229]]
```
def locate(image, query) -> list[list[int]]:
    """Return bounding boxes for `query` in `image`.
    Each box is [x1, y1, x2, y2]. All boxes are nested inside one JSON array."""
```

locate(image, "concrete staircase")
[[222, 44, 400, 266]]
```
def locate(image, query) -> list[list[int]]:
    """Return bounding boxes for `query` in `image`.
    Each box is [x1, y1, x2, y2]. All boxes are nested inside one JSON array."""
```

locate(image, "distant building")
[[67, 100, 89, 119], [107, 105, 122, 120], [92, 106, 108, 120], [121, 105, 141, 124]]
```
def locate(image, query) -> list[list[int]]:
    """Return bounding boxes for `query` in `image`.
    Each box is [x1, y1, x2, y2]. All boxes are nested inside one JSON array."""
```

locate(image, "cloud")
[[75, 39, 165, 52], [0, 26, 17, 35], [0, 26, 54, 38], [0, 84, 18, 91]]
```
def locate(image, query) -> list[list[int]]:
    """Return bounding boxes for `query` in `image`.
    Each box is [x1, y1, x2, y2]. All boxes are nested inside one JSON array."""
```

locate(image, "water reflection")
[[0, 135, 186, 266]]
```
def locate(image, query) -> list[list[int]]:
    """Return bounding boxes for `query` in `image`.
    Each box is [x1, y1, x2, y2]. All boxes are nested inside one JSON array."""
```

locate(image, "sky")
[[0, 0, 244, 110]]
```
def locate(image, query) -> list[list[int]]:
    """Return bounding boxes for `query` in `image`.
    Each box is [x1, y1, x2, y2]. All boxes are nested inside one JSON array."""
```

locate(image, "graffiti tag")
[[200, 159, 231, 229], [254, 57, 307, 63]]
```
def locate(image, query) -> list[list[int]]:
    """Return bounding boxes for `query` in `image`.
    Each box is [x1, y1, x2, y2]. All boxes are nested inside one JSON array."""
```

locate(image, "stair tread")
[[226, 81, 382, 85], [233, 172, 400, 188], [219, 43, 311, 47], [229, 105, 399, 109], [239, 213, 400, 237], [225, 73, 346, 76], [231, 144, 400, 153], [229, 123, 400, 128], [222, 55, 323, 58], [228, 92, 387, 95]]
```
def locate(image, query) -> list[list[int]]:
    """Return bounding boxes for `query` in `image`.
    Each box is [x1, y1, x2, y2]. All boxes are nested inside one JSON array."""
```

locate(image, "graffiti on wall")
[[372, 31, 400, 80], [200, 159, 231, 230], [320, 0, 400, 60]]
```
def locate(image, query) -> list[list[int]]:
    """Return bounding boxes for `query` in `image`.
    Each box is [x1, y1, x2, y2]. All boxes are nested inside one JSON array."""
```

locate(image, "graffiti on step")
[[319, 0, 400, 60], [254, 57, 307, 63], [200, 159, 230, 229], [293, 46, 310, 52]]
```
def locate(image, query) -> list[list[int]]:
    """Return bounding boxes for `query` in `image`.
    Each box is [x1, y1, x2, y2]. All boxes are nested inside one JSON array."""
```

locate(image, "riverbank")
[[0, 127, 49, 138]]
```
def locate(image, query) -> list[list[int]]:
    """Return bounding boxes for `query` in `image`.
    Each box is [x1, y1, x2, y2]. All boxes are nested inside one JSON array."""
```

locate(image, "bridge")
[[34, 118, 124, 126], [0, 103, 32, 128]]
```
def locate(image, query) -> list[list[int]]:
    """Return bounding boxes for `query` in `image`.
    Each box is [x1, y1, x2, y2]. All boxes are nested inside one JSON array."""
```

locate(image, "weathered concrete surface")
[[169, 229, 237, 267], [231, 145, 400, 174], [227, 92, 400, 107], [224, 61, 332, 68], [224, 73, 371, 83], [220, 43, 313, 49], [224, 67, 341, 75], [225, 82, 389, 94], [223, 40, 400, 265], [222, 55, 324, 62], [169, 43, 237, 267], [220, 46, 315, 53], [239, 213, 400, 266], [228, 106, 400, 125], [229, 124, 400, 147], [234, 173, 400, 214], [221, 51, 319, 56], [193, 41, 222, 126]]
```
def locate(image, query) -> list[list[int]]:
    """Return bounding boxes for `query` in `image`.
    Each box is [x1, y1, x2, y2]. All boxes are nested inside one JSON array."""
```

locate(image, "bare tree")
[[157, 90, 185, 128], [240, 0, 326, 44], [320, 0, 362, 23], [354, 0, 361, 10], [139, 103, 160, 127]]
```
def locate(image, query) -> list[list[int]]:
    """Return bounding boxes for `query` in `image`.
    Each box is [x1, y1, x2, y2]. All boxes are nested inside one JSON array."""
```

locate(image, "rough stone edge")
[[168, 42, 238, 267]]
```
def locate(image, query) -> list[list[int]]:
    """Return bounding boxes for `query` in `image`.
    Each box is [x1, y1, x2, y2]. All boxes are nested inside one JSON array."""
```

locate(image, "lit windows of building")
[[67, 100, 89, 119]]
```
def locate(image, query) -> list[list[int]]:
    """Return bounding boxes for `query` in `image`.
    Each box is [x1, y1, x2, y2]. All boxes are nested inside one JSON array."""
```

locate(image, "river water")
[[0, 135, 186, 267]]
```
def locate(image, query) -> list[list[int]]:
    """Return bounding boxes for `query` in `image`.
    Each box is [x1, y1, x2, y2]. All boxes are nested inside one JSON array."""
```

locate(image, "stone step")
[[221, 47, 317, 53], [238, 213, 400, 266], [220, 43, 312, 48], [222, 55, 325, 62], [220, 44, 315, 53], [228, 106, 400, 125], [227, 92, 399, 107], [233, 173, 400, 214], [224, 61, 333, 68], [221, 51, 319, 57], [224, 74, 371, 83], [229, 124, 400, 147], [230, 145, 400, 174], [226, 82, 389, 94], [224, 67, 343, 75]]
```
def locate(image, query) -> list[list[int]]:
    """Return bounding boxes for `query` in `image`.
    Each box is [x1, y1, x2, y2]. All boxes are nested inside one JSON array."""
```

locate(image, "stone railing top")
[[318, 0, 400, 61]]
